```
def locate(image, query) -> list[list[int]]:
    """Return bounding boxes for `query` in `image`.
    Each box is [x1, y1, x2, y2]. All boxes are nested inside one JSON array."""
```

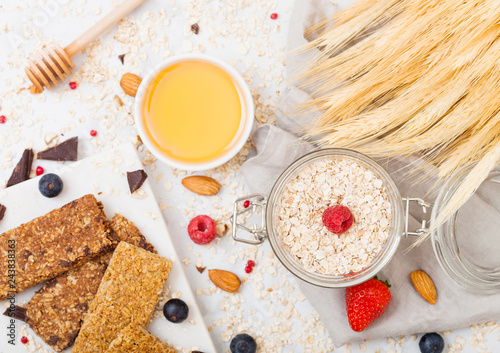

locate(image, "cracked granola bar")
[[0, 194, 113, 300], [108, 214, 156, 253], [105, 323, 176, 353], [72, 241, 172, 353], [22, 258, 107, 351], [4, 214, 156, 352]]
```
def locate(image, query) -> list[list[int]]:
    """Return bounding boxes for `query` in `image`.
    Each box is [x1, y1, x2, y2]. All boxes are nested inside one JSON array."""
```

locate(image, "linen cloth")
[[241, 0, 500, 346]]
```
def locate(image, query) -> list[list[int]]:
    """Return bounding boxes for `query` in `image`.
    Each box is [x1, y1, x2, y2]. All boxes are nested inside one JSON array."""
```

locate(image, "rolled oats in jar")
[[277, 158, 392, 275]]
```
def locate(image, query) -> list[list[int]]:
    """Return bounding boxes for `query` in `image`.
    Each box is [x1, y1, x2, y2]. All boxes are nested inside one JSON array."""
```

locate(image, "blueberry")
[[38, 173, 63, 198], [230, 333, 257, 353], [419, 332, 444, 353], [163, 298, 189, 323]]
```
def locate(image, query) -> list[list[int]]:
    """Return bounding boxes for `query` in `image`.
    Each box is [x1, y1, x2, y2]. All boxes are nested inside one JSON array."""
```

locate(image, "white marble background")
[[0, 0, 499, 352]]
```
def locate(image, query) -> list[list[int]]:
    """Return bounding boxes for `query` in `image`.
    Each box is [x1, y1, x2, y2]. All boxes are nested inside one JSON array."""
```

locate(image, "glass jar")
[[231, 149, 430, 288], [233, 149, 500, 293], [431, 164, 500, 294]]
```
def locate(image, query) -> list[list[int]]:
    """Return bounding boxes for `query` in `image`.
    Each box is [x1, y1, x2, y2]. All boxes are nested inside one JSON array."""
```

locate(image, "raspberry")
[[0, 115, 5, 124], [270, 13, 278, 20], [90, 130, 97, 137], [21, 336, 28, 344], [243, 200, 250, 208], [69, 81, 77, 89], [245, 266, 252, 273], [322, 205, 354, 234], [188, 215, 216, 245], [247, 260, 255, 267], [36, 166, 44, 176]]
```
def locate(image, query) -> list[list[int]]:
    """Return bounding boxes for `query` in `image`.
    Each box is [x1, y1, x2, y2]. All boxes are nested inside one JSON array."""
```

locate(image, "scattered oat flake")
[[114, 95, 124, 107]]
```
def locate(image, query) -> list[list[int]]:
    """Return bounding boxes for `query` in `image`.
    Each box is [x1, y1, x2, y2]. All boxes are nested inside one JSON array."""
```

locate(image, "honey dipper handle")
[[64, 0, 147, 57]]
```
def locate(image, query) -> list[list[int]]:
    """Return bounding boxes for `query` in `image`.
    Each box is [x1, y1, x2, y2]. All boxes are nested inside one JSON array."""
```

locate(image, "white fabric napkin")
[[241, 0, 500, 346]]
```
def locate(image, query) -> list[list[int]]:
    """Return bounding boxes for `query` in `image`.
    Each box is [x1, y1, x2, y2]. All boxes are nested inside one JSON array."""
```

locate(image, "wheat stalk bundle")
[[298, 0, 500, 244]]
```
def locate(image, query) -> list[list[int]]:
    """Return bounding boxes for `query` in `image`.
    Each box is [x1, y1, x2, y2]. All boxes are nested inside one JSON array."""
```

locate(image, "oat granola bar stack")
[[6, 214, 156, 352], [0, 194, 113, 300], [72, 241, 172, 353], [105, 323, 176, 353]]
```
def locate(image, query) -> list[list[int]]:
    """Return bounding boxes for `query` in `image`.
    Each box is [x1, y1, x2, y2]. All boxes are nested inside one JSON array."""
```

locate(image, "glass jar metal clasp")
[[230, 194, 268, 245], [402, 196, 433, 237]]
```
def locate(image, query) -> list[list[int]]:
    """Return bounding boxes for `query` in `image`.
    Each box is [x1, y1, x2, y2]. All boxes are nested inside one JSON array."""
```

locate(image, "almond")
[[208, 269, 241, 293], [182, 176, 221, 196], [410, 270, 437, 305], [120, 73, 142, 97], [216, 223, 229, 237]]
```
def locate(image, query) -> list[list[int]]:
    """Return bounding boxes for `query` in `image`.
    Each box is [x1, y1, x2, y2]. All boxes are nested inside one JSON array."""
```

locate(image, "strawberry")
[[345, 277, 391, 332]]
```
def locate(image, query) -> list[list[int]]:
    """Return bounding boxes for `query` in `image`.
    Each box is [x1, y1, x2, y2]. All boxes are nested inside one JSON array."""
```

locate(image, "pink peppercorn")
[[90, 130, 97, 137], [247, 260, 255, 267], [21, 336, 28, 344], [69, 81, 78, 89], [243, 200, 250, 208], [245, 266, 253, 274], [270, 13, 278, 20], [36, 166, 44, 176], [0, 116, 6, 124]]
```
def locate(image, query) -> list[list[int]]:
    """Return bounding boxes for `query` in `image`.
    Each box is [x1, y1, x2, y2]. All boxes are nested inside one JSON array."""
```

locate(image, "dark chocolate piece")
[[3, 305, 27, 322], [191, 23, 200, 34], [118, 54, 125, 64], [0, 204, 5, 221], [127, 169, 148, 193], [37, 137, 78, 161], [7, 149, 33, 187]]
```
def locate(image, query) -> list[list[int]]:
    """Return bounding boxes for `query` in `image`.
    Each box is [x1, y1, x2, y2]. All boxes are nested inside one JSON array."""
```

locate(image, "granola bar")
[[24, 258, 107, 351], [108, 214, 156, 253], [72, 242, 172, 353], [0, 194, 113, 300], [4, 214, 157, 352], [105, 323, 176, 353]]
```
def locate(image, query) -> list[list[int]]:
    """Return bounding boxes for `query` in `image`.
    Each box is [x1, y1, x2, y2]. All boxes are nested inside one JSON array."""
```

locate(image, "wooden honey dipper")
[[26, 0, 147, 93]]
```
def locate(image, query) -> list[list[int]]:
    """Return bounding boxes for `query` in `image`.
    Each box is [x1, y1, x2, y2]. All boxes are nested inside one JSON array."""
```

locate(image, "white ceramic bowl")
[[134, 54, 254, 171]]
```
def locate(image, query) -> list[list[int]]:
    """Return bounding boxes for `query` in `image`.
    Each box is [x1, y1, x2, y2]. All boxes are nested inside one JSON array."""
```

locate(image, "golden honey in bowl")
[[141, 60, 246, 165]]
